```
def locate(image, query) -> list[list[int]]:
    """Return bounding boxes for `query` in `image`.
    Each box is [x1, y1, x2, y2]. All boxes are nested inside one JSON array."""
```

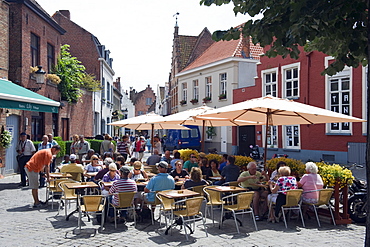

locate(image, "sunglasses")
[[191, 156, 196, 158], [109, 170, 116, 172], [93, 159, 99, 160], [135, 168, 141, 171]]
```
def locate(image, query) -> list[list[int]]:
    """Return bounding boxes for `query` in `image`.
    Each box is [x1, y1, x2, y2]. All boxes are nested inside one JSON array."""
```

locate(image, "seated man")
[[161, 150, 172, 164], [146, 150, 161, 166], [183, 154, 198, 173], [108, 166, 137, 222], [237, 161, 269, 221], [60, 154, 84, 181], [215, 155, 240, 185], [143, 161, 175, 204]]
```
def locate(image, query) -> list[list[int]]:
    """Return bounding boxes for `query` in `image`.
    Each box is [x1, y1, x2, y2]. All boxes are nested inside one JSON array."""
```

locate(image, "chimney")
[[59, 10, 70, 19]]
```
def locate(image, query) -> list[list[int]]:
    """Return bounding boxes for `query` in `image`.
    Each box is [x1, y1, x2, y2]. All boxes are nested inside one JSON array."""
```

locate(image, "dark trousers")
[[275, 193, 286, 217], [18, 155, 32, 186]]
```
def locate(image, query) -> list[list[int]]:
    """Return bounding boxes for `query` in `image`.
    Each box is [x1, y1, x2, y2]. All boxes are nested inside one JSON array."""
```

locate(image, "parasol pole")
[[263, 109, 271, 165], [151, 124, 154, 154], [201, 120, 205, 152]]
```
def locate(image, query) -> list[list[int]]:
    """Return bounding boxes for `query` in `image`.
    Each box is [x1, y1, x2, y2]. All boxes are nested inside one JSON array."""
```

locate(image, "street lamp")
[[34, 65, 46, 84]]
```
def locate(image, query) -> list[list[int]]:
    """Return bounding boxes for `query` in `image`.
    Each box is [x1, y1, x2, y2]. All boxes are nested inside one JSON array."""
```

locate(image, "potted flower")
[[218, 93, 227, 100], [46, 74, 61, 85], [180, 100, 187, 106], [0, 126, 12, 149], [203, 96, 211, 103], [190, 98, 198, 104]]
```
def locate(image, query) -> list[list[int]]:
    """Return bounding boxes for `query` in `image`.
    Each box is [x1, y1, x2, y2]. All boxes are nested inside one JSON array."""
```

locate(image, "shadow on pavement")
[[6, 205, 35, 212], [0, 182, 23, 191]]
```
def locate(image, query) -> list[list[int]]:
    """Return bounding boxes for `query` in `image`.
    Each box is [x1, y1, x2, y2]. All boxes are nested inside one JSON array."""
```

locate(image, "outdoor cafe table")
[[49, 173, 72, 179], [64, 182, 99, 221], [208, 186, 248, 227]]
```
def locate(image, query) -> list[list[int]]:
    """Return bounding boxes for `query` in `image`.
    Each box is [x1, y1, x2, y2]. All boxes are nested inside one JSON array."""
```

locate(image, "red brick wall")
[[0, 1, 9, 79], [233, 47, 366, 152], [53, 11, 101, 78], [134, 86, 156, 116], [8, 2, 63, 138], [58, 90, 94, 139]]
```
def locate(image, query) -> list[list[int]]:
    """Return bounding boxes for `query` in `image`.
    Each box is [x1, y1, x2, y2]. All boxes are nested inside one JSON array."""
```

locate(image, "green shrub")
[[65, 141, 72, 154], [234, 155, 254, 167], [178, 149, 199, 162], [205, 153, 222, 163], [266, 157, 305, 176]]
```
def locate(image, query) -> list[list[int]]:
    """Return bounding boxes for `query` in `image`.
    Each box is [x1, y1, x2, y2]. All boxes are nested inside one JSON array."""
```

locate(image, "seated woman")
[[101, 163, 120, 195], [206, 159, 221, 179], [128, 161, 148, 181], [84, 155, 103, 181], [298, 162, 324, 204], [268, 166, 298, 223], [170, 160, 189, 180], [182, 167, 208, 189]]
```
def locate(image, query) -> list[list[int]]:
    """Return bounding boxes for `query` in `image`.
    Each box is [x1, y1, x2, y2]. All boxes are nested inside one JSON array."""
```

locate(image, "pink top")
[[299, 173, 324, 200]]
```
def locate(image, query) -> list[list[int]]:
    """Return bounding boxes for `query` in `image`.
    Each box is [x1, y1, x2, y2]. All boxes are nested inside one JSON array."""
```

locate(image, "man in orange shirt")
[[25, 145, 61, 208]]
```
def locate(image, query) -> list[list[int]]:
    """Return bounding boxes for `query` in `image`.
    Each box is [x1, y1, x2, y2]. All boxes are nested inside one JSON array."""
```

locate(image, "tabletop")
[[157, 189, 200, 199], [86, 172, 98, 177], [64, 182, 99, 189], [207, 186, 247, 193], [49, 173, 72, 178]]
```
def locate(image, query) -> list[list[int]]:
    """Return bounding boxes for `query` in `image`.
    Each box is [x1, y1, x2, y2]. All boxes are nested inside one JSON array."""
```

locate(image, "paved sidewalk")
[[0, 174, 365, 247]]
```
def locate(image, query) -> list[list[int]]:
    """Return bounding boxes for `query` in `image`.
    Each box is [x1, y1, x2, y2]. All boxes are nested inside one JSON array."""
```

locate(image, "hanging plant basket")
[[0, 126, 12, 149]]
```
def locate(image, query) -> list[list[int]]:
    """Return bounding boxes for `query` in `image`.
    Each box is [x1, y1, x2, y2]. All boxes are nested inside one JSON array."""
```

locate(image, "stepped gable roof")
[[177, 35, 198, 71]]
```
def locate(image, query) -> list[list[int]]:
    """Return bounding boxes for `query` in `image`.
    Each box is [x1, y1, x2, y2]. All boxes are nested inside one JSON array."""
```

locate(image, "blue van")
[[164, 125, 201, 151]]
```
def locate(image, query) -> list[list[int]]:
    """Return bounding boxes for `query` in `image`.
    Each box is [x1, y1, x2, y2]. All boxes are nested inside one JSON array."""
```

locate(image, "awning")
[[0, 78, 60, 113]]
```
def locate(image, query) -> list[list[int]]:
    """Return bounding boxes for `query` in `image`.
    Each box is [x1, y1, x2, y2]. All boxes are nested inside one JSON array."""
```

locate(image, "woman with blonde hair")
[[70, 134, 79, 156], [268, 166, 298, 222], [182, 167, 208, 189]]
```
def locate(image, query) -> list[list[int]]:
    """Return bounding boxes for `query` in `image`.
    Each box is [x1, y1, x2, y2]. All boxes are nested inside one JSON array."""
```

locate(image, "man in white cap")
[[143, 161, 175, 204], [60, 154, 84, 181]]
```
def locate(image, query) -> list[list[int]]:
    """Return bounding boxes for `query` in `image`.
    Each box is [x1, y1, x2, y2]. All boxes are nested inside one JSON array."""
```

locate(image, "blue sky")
[[36, 0, 253, 91]]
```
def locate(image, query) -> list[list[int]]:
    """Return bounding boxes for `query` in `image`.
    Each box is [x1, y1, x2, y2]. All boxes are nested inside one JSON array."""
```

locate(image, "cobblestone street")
[[0, 174, 365, 247]]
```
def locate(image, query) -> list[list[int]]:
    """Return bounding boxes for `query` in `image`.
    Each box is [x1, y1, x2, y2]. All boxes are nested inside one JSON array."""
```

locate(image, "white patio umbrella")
[[109, 112, 189, 153], [196, 95, 366, 163], [152, 105, 259, 152]]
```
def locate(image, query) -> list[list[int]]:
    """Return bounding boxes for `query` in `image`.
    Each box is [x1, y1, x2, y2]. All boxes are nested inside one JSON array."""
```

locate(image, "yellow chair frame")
[[58, 180, 78, 218], [203, 185, 224, 226], [78, 195, 106, 232], [220, 191, 257, 234], [281, 189, 305, 228], [110, 191, 136, 229]]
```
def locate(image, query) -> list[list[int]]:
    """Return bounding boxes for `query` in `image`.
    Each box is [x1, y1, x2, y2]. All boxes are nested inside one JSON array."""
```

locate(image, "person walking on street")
[[25, 145, 61, 208], [16, 132, 36, 187], [116, 135, 130, 161], [77, 135, 90, 162]]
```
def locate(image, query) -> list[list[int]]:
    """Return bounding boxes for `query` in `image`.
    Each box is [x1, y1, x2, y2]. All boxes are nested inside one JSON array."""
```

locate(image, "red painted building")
[[233, 46, 366, 165]]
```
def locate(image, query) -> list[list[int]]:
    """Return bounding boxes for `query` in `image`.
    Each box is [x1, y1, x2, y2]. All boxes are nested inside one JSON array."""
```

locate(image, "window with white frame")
[[219, 73, 227, 97], [205, 76, 212, 98], [284, 125, 300, 149], [282, 63, 299, 98], [262, 68, 278, 96], [264, 125, 278, 148], [182, 82, 187, 102], [146, 97, 152, 106], [193, 80, 199, 100], [328, 72, 351, 132]]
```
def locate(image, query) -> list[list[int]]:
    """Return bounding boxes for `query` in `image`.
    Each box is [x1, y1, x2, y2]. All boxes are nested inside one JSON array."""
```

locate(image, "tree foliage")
[[81, 74, 102, 92], [200, 0, 368, 75], [53, 44, 85, 103]]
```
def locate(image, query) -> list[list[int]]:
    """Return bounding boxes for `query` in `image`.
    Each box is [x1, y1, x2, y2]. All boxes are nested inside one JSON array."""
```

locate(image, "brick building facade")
[[130, 85, 156, 116], [233, 46, 366, 164], [7, 0, 65, 141], [53, 10, 115, 138]]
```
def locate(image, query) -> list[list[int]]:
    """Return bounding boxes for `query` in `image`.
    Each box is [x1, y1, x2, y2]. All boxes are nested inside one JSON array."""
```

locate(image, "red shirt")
[[25, 148, 53, 173]]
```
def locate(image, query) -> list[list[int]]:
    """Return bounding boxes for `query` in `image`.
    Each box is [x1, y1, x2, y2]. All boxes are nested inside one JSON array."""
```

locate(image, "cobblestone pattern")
[[0, 174, 365, 247]]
